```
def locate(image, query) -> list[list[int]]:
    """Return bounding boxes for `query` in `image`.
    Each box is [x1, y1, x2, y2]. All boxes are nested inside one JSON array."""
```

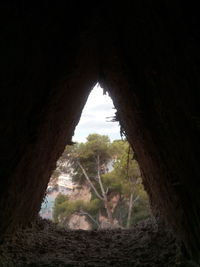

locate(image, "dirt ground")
[[0, 218, 197, 267]]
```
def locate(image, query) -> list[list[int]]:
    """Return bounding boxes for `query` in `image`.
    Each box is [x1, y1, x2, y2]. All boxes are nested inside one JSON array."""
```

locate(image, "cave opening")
[[0, 79, 189, 266], [40, 83, 152, 231], [1, 3, 200, 264]]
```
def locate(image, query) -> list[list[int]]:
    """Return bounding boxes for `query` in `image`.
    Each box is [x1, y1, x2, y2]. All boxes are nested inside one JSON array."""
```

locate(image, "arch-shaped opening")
[[40, 84, 151, 231], [1, 83, 182, 266], [0, 65, 199, 265], [0, 2, 200, 265]]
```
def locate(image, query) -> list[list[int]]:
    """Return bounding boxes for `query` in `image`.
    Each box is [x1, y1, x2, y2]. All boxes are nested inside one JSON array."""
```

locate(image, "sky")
[[72, 84, 121, 143]]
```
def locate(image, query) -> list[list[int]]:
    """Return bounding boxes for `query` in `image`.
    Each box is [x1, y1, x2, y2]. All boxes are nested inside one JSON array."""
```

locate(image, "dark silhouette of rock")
[[0, 2, 200, 264]]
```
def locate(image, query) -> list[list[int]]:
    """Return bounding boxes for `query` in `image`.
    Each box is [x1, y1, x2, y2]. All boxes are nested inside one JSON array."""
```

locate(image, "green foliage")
[[102, 142, 140, 196], [52, 134, 151, 229], [53, 194, 69, 223], [110, 139, 129, 157], [86, 134, 111, 159], [102, 140, 151, 227], [87, 198, 103, 215], [113, 196, 151, 227], [53, 193, 103, 226], [69, 134, 112, 185], [131, 197, 151, 225]]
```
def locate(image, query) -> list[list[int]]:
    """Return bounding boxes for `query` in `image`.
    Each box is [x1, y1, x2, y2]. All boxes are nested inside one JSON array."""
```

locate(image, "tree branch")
[[78, 210, 100, 228], [132, 195, 140, 205], [97, 154, 106, 197], [96, 155, 113, 224], [77, 161, 103, 200]]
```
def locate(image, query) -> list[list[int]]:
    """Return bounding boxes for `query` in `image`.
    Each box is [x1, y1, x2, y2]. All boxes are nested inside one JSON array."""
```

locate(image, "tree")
[[102, 142, 151, 228], [52, 134, 114, 227], [53, 193, 102, 228], [52, 134, 151, 229], [69, 134, 114, 225]]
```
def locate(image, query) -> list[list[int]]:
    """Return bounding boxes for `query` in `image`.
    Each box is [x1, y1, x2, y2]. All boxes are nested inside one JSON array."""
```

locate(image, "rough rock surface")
[[67, 185, 92, 230], [68, 214, 92, 230], [69, 185, 91, 203], [0, 218, 194, 267], [1, 3, 200, 262]]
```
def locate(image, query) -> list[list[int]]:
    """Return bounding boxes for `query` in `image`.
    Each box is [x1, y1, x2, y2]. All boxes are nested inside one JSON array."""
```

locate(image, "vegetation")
[[53, 134, 151, 229], [53, 194, 102, 227]]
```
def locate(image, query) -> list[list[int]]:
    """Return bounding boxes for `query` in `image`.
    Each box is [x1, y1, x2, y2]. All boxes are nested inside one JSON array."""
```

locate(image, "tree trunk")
[[97, 155, 113, 225], [126, 194, 140, 228], [78, 156, 114, 227], [77, 161, 103, 200], [126, 193, 133, 228], [103, 196, 113, 224]]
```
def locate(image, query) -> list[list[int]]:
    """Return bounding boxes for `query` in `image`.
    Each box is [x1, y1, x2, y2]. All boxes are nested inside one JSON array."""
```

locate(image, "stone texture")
[[69, 185, 91, 203], [68, 214, 92, 230], [0, 2, 200, 264], [0, 218, 190, 267]]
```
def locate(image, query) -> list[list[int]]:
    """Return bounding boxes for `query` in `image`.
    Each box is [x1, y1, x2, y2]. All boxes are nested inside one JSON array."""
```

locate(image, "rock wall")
[[68, 214, 92, 230], [67, 185, 92, 230], [0, 2, 200, 263], [69, 185, 91, 203]]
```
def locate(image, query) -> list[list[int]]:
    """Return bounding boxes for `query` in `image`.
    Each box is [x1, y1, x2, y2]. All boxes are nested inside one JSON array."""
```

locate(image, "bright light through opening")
[[72, 83, 121, 143]]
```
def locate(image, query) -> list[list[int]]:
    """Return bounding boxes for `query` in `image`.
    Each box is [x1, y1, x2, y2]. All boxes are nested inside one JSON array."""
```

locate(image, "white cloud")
[[72, 84, 121, 143]]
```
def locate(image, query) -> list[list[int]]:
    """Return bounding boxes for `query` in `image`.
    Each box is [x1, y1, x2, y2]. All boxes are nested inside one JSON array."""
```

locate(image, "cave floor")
[[0, 218, 193, 267]]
